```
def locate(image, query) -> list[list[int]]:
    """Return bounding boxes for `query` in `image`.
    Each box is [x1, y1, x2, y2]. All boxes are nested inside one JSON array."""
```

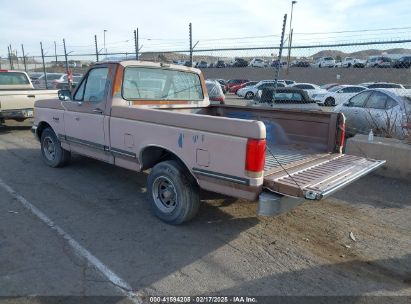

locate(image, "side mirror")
[[343, 101, 351, 107], [58, 89, 72, 101]]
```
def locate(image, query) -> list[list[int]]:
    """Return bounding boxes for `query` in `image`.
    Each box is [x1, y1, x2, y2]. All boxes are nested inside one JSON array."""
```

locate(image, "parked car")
[[290, 60, 310, 67], [0, 70, 57, 123], [249, 58, 267, 68], [28, 72, 43, 81], [197, 61, 208, 69], [291, 83, 327, 98], [232, 58, 249, 67], [334, 89, 411, 139], [253, 87, 321, 111], [215, 60, 226, 68], [282, 79, 296, 86], [32, 60, 384, 224], [237, 81, 285, 99], [230, 81, 258, 94], [366, 56, 391, 68], [205, 80, 225, 104], [320, 83, 340, 90], [392, 56, 411, 68], [55, 75, 83, 90], [313, 85, 367, 106], [225, 79, 249, 91], [341, 57, 365, 68], [33, 73, 66, 89], [270, 60, 287, 68], [315, 57, 335, 68], [360, 82, 405, 89], [365, 56, 378, 68]]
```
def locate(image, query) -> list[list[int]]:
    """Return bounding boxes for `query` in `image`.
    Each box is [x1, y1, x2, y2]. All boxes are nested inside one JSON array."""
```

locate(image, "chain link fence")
[[1, 38, 410, 87]]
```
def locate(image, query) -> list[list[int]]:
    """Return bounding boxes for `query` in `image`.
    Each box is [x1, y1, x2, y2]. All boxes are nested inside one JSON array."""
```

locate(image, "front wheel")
[[40, 128, 70, 168], [147, 160, 199, 224], [245, 91, 254, 99], [324, 97, 335, 107]]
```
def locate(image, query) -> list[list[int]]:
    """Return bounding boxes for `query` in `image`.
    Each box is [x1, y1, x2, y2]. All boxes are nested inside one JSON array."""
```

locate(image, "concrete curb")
[[345, 134, 411, 181]]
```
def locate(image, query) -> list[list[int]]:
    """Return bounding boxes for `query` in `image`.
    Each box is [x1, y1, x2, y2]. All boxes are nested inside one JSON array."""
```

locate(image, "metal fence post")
[[8, 45, 13, 69], [40, 42, 48, 89], [54, 41, 58, 67], [189, 23, 193, 67], [94, 35, 99, 62], [273, 14, 287, 104], [63, 39, 72, 91], [21, 44, 27, 72], [134, 28, 139, 60]]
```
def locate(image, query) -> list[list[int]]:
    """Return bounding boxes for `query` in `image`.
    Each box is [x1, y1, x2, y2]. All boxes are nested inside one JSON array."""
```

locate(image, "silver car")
[[33, 73, 66, 89], [335, 89, 411, 139]]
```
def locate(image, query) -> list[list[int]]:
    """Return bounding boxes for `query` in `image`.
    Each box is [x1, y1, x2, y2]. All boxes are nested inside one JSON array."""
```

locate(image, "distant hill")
[[311, 48, 411, 60]]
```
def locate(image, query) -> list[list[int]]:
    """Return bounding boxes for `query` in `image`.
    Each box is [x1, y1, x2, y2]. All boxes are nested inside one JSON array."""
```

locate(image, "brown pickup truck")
[[32, 61, 385, 224]]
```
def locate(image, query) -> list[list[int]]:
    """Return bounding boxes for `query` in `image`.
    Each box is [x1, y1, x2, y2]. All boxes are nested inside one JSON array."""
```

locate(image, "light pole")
[[103, 29, 108, 58], [286, 0, 297, 74]]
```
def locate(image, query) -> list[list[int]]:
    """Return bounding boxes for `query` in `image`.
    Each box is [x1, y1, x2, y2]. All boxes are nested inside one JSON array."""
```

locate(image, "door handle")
[[75, 117, 80, 121], [27, 95, 35, 98], [93, 108, 104, 114]]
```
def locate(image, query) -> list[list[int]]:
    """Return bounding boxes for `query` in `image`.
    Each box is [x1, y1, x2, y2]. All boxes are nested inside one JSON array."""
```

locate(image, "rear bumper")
[[257, 190, 305, 216], [0, 108, 34, 120]]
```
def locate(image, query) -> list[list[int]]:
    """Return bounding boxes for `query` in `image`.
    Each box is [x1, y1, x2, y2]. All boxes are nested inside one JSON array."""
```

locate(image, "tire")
[[324, 97, 335, 107], [147, 160, 200, 224], [319, 64, 322, 68], [40, 128, 71, 168], [245, 91, 254, 99], [347, 63, 351, 68]]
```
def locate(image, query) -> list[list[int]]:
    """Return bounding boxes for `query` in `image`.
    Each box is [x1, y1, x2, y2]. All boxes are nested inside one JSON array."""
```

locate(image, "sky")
[[0, 0, 410, 58]]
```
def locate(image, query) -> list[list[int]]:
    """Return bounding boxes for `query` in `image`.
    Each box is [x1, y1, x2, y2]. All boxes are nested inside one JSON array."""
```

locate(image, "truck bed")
[[207, 105, 385, 200]]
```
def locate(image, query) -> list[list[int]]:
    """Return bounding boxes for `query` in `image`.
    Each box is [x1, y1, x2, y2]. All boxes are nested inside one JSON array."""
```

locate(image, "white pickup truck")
[[0, 70, 58, 123]]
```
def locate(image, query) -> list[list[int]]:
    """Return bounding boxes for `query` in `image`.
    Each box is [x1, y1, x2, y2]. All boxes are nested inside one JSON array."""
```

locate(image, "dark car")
[[291, 61, 311, 67], [215, 60, 226, 68], [392, 56, 411, 69], [254, 87, 321, 110], [232, 58, 249, 67]]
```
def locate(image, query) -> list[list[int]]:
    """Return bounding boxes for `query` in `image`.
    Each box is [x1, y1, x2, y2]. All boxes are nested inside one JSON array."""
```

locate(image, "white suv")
[[249, 58, 267, 68], [316, 57, 335, 68]]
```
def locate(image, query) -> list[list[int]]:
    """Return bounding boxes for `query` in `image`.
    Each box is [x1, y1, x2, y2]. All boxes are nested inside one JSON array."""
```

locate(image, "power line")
[[294, 26, 411, 35]]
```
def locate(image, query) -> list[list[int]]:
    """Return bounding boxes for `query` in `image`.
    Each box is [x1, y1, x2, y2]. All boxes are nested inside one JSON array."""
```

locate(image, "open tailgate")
[[264, 153, 385, 200]]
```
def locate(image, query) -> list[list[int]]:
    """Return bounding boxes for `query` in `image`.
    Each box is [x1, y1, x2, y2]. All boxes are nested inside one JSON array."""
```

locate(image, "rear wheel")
[[40, 128, 70, 167], [245, 91, 254, 99], [147, 160, 199, 224], [324, 97, 335, 107]]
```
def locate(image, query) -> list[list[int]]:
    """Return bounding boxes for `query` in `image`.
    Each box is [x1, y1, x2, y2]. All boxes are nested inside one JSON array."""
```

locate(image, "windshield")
[[0, 72, 30, 85], [122, 67, 203, 101], [324, 57, 333, 61], [329, 86, 343, 92]]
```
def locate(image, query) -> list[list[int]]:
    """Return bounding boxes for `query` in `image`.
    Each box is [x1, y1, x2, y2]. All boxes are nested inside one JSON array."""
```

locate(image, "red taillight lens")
[[245, 139, 266, 176], [337, 114, 346, 153]]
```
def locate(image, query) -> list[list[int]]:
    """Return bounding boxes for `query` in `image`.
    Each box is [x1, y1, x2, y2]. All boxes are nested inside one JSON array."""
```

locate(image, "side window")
[[73, 78, 86, 101], [385, 98, 398, 110], [83, 68, 109, 102], [349, 91, 371, 107], [366, 92, 388, 109]]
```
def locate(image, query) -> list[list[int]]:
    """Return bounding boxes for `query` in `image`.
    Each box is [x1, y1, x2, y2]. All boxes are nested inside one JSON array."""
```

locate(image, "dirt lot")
[[0, 119, 410, 301]]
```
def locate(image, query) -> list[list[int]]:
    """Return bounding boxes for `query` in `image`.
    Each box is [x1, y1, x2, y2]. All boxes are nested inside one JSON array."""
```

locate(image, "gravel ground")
[[0, 120, 410, 298]]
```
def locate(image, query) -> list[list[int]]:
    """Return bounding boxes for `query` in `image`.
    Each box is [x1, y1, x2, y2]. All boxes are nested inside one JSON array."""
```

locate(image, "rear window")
[[39, 74, 63, 81], [0, 72, 30, 85], [324, 57, 333, 61], [122, 67, 203, 101]]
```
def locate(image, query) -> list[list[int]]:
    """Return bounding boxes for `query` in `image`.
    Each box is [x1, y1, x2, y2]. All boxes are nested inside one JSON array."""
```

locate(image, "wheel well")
[[36, 121, 52, 139], [141, 146, 187, 170]]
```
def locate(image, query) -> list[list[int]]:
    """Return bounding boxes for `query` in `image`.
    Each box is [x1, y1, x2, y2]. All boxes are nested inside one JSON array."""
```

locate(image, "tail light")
[[245, 139, 266, 177], [336, 113, 346, 153]]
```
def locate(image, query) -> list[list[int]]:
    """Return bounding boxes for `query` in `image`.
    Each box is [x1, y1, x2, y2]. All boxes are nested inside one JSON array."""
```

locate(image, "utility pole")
[[40, 42, 48, 89], [286, 0, 297, 74], [54, 41, 58, 66], [134, 28, 139, 60], [63, 39, 71, 91], [94, 35, 99, 62], [8, 45, 13, 69], [21, 44, 27, 72], [103, 29, 107, 58], [189, 23, 193, 67], [272, 14, 287, 104]]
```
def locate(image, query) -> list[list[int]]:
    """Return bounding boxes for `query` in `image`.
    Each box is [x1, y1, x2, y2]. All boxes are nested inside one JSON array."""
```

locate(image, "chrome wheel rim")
[[152, 176, 178, 213], [43, 136, 56, 161]]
